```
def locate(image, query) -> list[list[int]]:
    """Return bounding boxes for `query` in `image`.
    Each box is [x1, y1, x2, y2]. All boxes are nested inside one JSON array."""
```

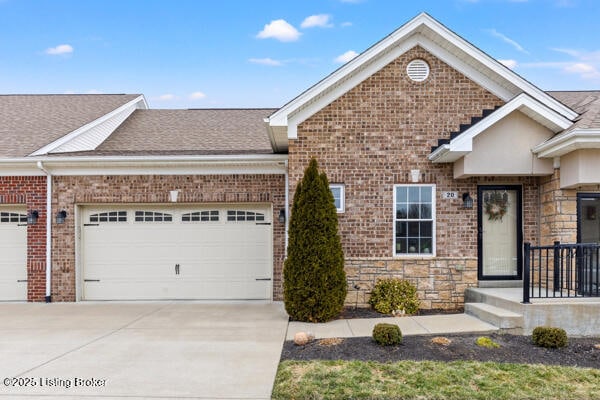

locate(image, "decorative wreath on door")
[[484, 191, 509, 221]]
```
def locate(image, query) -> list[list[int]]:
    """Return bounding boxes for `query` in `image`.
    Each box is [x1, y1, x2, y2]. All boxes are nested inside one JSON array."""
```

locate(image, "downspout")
[[284, 160, 289, 256], [36, 161, 52, 303]]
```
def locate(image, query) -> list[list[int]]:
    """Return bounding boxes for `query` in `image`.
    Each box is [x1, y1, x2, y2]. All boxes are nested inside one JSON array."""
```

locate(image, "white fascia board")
[[533, 129, 600, 158], [451, 94, 572, 152], [270, 13, 577, 139], [0, 154, 289, 176], [29, 95, 146, 156]]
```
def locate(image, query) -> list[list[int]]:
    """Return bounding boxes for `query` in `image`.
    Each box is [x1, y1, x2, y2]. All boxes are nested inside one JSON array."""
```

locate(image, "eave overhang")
[[533, 129, 600, 158]]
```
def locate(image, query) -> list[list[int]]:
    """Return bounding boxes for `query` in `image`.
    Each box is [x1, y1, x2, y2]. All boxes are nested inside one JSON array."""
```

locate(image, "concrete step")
[[465, 287, 525, 314], [465, 302, 524, 329]]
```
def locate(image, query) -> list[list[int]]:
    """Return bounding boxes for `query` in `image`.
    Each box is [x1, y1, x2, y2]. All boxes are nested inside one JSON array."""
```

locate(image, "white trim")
[[268, 13, 577, 138], [29, 95, 147, 156], [329, 184, 345, 213], [533, 129, 600, 158], [393, 184, 436, 257], [0, 154, 289, 176], [428, 93, 573, 163]]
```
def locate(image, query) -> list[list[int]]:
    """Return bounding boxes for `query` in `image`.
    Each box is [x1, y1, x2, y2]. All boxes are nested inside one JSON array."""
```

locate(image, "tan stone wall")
[[52, 174, 286, 301], [288, 46, 542, 309], [346, 258, 477, 310], [540, 169, 577, 245]]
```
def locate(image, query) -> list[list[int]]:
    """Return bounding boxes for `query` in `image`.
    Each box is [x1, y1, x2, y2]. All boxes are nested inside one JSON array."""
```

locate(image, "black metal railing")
[[523, 241, 600, 303]]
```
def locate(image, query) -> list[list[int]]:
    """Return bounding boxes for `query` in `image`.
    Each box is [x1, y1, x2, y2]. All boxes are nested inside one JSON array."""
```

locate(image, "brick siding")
[[52, 174, 285, 301], [0, 176, 47, 302], [288, 46, 542, 309]]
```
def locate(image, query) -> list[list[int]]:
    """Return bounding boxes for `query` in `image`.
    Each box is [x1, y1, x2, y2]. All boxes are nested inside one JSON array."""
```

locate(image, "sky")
[[0, 0, 598, 109]]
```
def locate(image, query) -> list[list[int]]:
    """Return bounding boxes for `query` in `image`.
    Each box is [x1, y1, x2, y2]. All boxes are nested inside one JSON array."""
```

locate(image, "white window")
[[134, 211, 173, 222], [330, 184, 345, 213], [89, 211, 127, 223], [394, 185, 435, 256], [226, 210, 265, 222], [182, 211, 219, 222]]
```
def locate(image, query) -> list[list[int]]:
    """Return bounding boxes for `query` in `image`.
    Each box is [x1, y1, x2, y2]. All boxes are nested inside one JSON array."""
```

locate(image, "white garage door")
[[0, 206, 27, 301], [81, 205, 272, 300]]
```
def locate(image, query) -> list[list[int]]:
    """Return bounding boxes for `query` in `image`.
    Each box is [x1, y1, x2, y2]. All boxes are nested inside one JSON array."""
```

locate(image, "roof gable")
[[267, 13, 577, 150], [31, 95, 147, 155], [0, 94, 144, 158]]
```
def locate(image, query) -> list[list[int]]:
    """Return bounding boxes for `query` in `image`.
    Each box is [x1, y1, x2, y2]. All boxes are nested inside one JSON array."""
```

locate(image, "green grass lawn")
[[273, 360, 600, 400]]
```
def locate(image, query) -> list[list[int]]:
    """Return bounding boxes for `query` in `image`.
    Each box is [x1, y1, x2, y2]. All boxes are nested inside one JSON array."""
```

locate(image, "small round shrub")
[[368, 278, 420, 315], [372, 323, 402, 346], [532, 326, 568, 348], [475, 336, 500, 349]]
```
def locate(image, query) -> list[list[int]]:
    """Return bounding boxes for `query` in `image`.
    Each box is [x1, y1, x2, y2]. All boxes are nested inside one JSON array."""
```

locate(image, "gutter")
[[284, 160, 289, 255], [36, 161, 52, 303]]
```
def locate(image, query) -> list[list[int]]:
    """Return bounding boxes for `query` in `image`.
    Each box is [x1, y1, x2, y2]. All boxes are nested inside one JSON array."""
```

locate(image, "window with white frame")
[[330, 184, 345, 213], [394, 185, 435, 255]]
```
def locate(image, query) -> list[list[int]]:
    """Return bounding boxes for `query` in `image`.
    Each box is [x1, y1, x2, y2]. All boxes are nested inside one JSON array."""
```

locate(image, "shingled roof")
[[0, 94, 141, 157], [547, 91, 600, 132], [57, 108, 277, 156]]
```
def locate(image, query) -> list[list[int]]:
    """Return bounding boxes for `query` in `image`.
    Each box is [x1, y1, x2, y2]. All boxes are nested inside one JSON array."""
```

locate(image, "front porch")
[[465, 286, 600, 336]]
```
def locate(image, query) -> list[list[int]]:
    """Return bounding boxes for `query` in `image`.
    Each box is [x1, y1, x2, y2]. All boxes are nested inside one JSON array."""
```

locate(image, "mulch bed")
[[281, 333, 600, 369], [336, 307, 463, 319]]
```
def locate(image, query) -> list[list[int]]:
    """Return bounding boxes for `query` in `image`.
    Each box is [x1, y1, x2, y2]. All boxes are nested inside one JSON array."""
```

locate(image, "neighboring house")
[[1, 13, 599, 309]]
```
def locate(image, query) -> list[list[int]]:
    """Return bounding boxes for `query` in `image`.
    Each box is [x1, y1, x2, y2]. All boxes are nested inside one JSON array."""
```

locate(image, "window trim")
[[330, 184, 345, 213], [393, 184, 436, 257]]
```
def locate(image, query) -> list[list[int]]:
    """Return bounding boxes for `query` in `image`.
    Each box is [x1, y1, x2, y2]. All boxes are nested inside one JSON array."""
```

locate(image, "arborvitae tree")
[[283, 158, 347, 322]]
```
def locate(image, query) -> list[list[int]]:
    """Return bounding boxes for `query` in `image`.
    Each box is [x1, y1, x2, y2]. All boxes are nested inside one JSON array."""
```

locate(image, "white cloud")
[[189, 91, 206, 100], [334, 50, 359, 63], [564, 63, 600, 79], [45, 44, 73, 55], [498, 59, 518, 69], [249, 57, 284, 66], [301, 14, 333, 29], [341, 21, 353, 27], [256, 19, 301, 42], [487, 29, 529, 54], [157, 94, 176, 101]]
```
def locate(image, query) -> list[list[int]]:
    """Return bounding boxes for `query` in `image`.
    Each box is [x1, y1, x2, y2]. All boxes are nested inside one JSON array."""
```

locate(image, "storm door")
[[477, 185, 523, 280]]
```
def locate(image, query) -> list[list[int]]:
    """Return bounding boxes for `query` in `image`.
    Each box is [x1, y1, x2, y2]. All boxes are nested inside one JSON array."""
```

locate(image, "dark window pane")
[[164, 215, 172, 222], [408, 204, 420, 219], [396, 204, 407, 219], [90, 216, 98, 223], [420, 221, 432, 237], [396, 238, 407, 254], [420, 238, 432, 254], [182, 215, 190, 221], [408, 221, 419, 236], [420, 204, 432, 219], [256, 214, 264, 221], [408, 238, 419, 253], [396, 221, 407, 238]]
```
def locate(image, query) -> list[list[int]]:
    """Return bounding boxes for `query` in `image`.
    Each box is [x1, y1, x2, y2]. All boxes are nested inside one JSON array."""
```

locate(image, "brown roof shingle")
[[0, 94, 140, 157], [80, 108, 277, 156], [547, 91, 600, 131]]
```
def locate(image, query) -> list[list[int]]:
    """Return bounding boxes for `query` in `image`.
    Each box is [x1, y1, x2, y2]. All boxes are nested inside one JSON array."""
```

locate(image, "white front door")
[[0, 207, 28, 301], [81, 205, 272, 300], [478, 186, 522, 280]]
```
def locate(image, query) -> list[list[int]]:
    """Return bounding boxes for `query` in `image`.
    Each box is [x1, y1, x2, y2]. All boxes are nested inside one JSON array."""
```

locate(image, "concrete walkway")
[[287, 313, 498, 340]]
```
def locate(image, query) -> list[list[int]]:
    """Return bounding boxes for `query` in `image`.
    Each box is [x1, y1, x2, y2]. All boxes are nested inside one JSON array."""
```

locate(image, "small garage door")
[[81, 205, 272, 300], [0, 206, 27, 301]]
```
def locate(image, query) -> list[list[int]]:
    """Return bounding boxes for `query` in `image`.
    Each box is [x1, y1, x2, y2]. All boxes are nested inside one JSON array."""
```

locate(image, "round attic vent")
[[406, 59, 430, 82]]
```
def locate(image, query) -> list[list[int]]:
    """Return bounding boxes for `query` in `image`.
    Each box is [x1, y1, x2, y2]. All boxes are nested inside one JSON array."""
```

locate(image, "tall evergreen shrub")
[[283, 158, 347, 322]]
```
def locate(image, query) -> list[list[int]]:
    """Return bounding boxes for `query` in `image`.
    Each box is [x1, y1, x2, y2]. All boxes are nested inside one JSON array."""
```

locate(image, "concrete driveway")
[[0, 301, 289, 399]]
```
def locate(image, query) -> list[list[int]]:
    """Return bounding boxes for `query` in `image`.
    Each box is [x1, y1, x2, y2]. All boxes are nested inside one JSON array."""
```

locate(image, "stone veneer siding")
[[0, 176, 47, 302], [540, 169, 578, 245], [288, 46, 542, 309], [52, 174, 285, 302]]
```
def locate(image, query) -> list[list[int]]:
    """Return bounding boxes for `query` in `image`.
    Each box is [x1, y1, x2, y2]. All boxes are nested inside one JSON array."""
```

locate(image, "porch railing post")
[[553, 241, 561, 291], [523, 242, 531, 304]]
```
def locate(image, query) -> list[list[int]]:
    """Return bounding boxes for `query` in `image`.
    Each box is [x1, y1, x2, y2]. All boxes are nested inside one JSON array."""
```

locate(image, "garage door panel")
[[82, 205, 272, 300], [0, 208, 27, 301]]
